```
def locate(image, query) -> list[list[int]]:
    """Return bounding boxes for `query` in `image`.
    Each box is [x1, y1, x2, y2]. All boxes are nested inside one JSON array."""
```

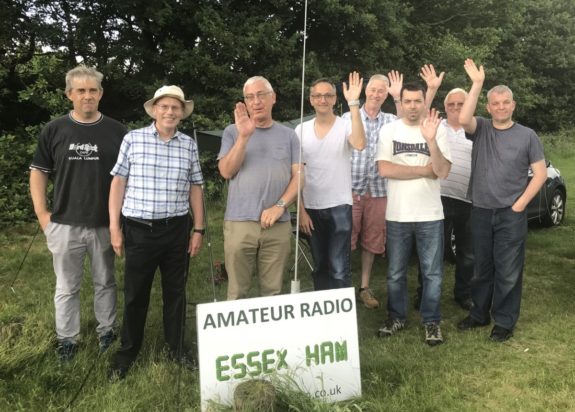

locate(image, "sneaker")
[[457, 315, 490, 330], [489, 325, 513, 342], [56, 340, 77, 362], [99, 330, 117, 353], [358, 288, 379, 309], [424, 322, 444, 346], [377, 319, 406, 337]]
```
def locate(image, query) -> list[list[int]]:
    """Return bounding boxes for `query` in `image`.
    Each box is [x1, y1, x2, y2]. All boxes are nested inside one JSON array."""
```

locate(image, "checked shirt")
[[343, 107, 397, 197], [111, 123, 204, 219]]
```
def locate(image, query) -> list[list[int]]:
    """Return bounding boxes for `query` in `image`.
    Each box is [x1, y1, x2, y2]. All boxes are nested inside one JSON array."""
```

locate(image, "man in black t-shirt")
[[30, 65, 127, 361]]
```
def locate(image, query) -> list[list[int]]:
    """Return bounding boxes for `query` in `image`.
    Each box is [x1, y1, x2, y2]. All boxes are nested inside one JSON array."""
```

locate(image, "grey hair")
[[444, 88, 468, 105], [367, 74, 390, 87], [65, 65, 104, 93], [243, 76, 274, 93], [487, 85, 514, 101]]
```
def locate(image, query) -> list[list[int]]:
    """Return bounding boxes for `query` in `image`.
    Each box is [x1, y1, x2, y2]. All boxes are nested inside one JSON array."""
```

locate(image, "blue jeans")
[[306, 205, 352, 290], [470, 207, 527, 330], [386, 220, 444, 323]]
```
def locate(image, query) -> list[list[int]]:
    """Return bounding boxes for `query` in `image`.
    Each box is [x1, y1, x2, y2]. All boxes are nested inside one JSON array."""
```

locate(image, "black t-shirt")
[[30, 113, 127, 227]]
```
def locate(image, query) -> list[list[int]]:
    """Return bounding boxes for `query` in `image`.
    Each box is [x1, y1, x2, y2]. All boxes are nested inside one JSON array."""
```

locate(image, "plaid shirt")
[[111, 123, 204, 219], [343, 107, 397, 197]]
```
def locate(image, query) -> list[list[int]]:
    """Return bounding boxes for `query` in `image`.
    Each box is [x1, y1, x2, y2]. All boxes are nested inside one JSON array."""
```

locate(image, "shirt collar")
[[148, 122, 182, 141]]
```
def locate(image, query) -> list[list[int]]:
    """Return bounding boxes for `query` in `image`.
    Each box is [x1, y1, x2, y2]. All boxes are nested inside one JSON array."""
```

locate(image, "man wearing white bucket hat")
[[108, 85, 205, 379]]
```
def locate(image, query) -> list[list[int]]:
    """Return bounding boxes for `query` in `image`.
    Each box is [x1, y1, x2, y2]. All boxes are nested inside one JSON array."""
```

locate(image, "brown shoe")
[[358, 288, 379, 308]]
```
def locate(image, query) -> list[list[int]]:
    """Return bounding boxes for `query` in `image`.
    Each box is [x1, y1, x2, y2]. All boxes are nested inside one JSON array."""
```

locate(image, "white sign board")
[[196, 287, 361, 410]]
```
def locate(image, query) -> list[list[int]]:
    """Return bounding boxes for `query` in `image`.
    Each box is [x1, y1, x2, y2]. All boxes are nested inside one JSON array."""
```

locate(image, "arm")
[[260, 163, 304, 229], [298, 196, 314, 236], [109, 176, 127, 257], [420, 64, 445, 109], [29, 169, 51, 230], [343, 71, 366, 150], [421, 109, 451, 179], [378, 160, 437, 180], [217, 102, 255, 179], [188, 184, 204, 257], [459, 58, 485, 134], [512, 159, 547, 212], [388, 70, 403, 117]]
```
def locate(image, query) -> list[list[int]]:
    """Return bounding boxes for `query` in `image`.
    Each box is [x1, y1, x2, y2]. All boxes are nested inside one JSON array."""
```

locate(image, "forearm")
[[189, 184, 205, 229], [378, 160, 435, 180], [218, 137, 249, 179], [279, 164, 305, 206], [109, 176, 127, 230], [348, 106, 366, 150], [425, 86, 439, 110], [459, 81, 482, 132], [29, 170, 50, 217], [513, 160, 547, 210], [428, 141, 451, 179]]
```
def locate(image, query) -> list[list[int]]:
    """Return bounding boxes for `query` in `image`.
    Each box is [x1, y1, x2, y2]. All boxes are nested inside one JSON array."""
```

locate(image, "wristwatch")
[[347, 99, 360, 107], [275, 199, 287, 209], [192, 228, 205, 235]]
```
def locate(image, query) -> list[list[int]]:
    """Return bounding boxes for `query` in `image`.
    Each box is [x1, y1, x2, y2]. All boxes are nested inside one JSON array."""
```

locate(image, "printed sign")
[[197, 287, 361, 410]]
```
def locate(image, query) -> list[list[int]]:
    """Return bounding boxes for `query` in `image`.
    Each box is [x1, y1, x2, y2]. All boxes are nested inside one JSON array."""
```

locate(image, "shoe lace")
[[426, 323, 441, 339]]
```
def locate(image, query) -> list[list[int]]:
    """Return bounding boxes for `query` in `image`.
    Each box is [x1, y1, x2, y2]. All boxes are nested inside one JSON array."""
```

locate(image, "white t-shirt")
[[295, 116, 353, 209], [439, 119, 472, 203], [375, 119, 451, 222]]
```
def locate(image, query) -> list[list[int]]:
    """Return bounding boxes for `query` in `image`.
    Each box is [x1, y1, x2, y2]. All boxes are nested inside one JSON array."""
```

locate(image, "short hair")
[[65, 65, 103, 93], [400, 82, 426, 100], [487, 85, 514, 101], [367, 74, 390, 87], [243, 76, 274, 93], [310, 78, 336, 94], [444, 88, 468, 105]]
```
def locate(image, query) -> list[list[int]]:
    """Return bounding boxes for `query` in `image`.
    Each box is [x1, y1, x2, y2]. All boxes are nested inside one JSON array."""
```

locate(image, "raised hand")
[[420, 64, 445, 90], [234, 102, 256, 138], [388, 70, 403, 100], [464, 58, 485, 84], [420, 108, 442, 143], [342, 71, 363, 102]]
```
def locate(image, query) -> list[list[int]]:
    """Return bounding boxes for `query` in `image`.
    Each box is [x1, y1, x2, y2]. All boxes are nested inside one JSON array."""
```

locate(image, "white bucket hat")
[[143, 85, 194, 119]]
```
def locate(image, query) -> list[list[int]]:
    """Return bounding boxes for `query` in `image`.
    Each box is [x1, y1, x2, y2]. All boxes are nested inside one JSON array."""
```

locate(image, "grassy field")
[[0, 138, 573, 411]]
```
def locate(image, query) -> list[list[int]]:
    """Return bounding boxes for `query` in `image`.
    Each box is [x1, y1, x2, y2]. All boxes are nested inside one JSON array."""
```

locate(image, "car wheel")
[[542, 188, 565, 226], [444, 219, 456, 262]]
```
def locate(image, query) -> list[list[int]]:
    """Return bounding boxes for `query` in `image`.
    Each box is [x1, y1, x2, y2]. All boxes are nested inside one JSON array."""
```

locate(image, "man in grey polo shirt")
[[218, 76, 302, 300]]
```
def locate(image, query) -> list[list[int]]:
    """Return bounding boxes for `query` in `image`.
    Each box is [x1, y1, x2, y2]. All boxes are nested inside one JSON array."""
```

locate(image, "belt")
[[123, 215, 187, 229]]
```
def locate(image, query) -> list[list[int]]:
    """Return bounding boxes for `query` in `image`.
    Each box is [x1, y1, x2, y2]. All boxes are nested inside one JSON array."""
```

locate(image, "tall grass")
[[0, 134, 573, 411]]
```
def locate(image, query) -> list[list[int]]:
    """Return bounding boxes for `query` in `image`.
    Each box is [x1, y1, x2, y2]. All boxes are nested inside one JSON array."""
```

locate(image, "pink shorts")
[[351, 192, 387, 255]]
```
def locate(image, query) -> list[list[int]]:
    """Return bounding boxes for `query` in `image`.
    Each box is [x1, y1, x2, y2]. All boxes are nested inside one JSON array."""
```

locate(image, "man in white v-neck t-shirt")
[[296, 73, 366, 290]]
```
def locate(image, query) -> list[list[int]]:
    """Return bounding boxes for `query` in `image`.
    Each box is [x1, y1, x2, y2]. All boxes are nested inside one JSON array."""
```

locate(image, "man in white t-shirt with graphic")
[[375, 82, 451, 346], [296, 72, 366, 290]]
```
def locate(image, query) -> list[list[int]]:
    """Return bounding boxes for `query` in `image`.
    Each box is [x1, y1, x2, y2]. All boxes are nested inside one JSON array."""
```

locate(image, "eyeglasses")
[[155, 104, 183, 112], [310, 93, 336, 100], [244, 91, 272, 102], [446, 102, 464, 108]]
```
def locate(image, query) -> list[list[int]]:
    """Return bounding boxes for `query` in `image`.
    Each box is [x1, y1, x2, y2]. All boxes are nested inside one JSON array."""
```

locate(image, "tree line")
[[1, 0, 574, 225]]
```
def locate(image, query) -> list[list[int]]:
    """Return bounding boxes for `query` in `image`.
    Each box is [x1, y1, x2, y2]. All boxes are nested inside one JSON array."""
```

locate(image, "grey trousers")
[[45, 222, 116, 342]]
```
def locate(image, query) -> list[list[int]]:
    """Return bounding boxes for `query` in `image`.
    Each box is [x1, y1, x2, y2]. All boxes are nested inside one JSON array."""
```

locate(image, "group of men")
[[30, 57, 546, 379]]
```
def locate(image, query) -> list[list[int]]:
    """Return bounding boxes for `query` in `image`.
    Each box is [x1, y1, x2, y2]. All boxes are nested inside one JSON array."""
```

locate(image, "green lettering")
[[335, 341, 348, 362], [231, 353, 246, 379], [321, 341, 334, 364], [261, 349, 274, 373], [247, 351, 262, 377], [276, 349, 288, 370], [216, 355, 230, 381], [305, 344, 319, 366]]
